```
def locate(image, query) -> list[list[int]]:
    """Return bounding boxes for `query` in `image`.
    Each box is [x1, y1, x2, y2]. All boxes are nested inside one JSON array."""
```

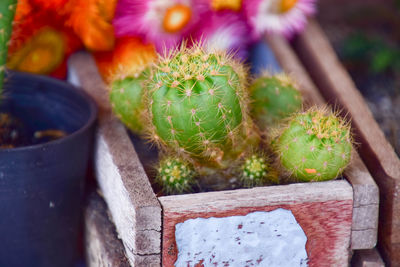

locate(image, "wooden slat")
[[265, 34, 379, 250], [69, 53, 162, 267], [85, 191, 131, 267], [85, 192, 160, 267], [351, 248, 385, 267], [160, 180, 353, 266], [293, 19, 400, 265]]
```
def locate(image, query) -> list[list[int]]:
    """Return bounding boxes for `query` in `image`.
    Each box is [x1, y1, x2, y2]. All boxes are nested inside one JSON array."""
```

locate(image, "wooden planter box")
[[69, 32, 379, 266], [292, 19, 400, 266]]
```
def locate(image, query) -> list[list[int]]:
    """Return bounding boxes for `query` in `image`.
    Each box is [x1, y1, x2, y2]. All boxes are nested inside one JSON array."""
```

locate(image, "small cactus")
[[105, 37, 156, 134], [240, 153, 278, 187], [0, 0, 17, 92], [156, 156, 196, 195], [145, 43, 250, 163], [273, 107, 352, 182], [110, 73, 147, 134], [250, 72, 302, 128]]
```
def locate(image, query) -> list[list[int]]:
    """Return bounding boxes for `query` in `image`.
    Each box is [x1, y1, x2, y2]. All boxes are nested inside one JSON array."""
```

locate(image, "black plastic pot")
[[0, 71, 97, 267]]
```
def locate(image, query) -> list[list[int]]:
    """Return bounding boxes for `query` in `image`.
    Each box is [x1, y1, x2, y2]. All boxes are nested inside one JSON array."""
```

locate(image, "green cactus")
[[250, 73, 302, 128], [240, 153, 279, 187], [109, 72, 147, 134], [273, 107, 352, 182], [0, 0, 17, 92], [156, 156, 196, 195], [145, 44, 250, 164]]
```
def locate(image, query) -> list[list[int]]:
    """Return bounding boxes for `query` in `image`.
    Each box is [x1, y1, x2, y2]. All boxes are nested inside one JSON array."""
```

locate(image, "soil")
[[0, 112, 67, 148], [316, 0, 400, 156]]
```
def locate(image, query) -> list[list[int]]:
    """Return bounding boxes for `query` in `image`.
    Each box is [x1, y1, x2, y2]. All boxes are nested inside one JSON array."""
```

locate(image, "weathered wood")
[[351, 249, 385, 267], [85, 192, 130, 267], [293, 19, 400, 265], [160, 180, 353, 266], [265, 34, 379, 249], [68, 44, 378, 265], [69, 53, 162, 267], [85, 192, 161, 267]]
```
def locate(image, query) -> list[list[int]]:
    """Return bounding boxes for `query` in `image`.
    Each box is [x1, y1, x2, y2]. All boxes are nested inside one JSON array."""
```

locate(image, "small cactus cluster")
[[241, 153, 278, 187], [145, 44, 251, 164], [108, 41, 353, 195], [0, 0, 17, 92], [250, 72, 302, 128], [156, 156, 196, 194], [273, 107, 352, 182]]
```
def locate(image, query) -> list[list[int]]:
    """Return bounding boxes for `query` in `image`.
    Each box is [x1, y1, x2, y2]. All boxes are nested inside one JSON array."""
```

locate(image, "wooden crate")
[[69, 34, 379, 266], [85, 190, 384, 267], [293, 19, 400, 266]]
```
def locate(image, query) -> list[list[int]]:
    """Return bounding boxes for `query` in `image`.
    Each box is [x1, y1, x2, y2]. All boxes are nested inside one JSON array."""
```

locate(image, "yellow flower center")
[[171, 166, 181, 180], [280, 0, 298, 13], [8, 28, 65, 74], [250, 160, 262, 173], [211, 0, 242, 11], [163, 4, 192, 33]]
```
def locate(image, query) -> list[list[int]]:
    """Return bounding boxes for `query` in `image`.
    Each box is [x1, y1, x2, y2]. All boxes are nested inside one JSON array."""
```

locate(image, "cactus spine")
[[250, 72, 302, 128], [0, 0, 17, 92], [146, 44, 250, 164], [156, 156, 196, 195], [274, 107, 352, 182]]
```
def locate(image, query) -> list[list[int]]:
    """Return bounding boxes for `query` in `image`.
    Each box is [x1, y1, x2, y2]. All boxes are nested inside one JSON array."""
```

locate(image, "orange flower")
[[93, 36, 156, 82], [66, 0, 117, 51], [8, 10, 83, 78]]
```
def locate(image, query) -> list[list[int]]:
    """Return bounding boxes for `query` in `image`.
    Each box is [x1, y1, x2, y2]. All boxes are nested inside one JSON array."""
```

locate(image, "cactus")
[[104, 37, 156, 134], [110, 73, 148, 134], [0, 0, 17, 92], [273, 107, 352, 182], [240, 152, 280, 187], [145, 44, 251, 164], [156, 156, 196, 195], [250, 72, 302, 128]]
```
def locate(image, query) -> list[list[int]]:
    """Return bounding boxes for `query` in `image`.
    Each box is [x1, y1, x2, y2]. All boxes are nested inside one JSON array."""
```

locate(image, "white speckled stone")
[[174, 209, 308, 267]]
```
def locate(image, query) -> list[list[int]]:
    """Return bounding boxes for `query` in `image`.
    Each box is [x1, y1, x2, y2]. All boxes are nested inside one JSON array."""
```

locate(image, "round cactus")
[[110, 73, 147, 134], [156, 156, 196, 195], [274, 107, 352, 182], [241, 153, 278, 187], [250, 73, 302, 128], [145, 44, 250, 164], [104, 37, 156, 134]]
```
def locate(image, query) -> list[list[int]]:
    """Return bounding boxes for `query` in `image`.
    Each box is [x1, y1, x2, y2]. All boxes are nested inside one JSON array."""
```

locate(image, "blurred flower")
[[113, 0, 206, 52], [9, 9, 83, 79], [93, 36, 156, 82], [29, 0, 70, 13], [189, 11, 251, 60], [66, 0, 117, 51], [244, 0, 316, 38], [209, 0, 242, 11]]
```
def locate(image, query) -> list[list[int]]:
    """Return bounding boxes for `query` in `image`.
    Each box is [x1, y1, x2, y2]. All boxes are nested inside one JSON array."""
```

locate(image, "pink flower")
[[188, 11, 252, 60], [243, 0, 316, 39], [113, 0, 206, 52]]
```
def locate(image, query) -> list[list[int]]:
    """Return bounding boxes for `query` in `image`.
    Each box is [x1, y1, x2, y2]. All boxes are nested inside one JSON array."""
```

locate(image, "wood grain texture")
[[265, 34, 379, 249], [160, 180, 353, 267], [351, 248, 385, 267], [85, 192, 131, 267], [69, 53, 162, 267], [292, 20, 400, 265]]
